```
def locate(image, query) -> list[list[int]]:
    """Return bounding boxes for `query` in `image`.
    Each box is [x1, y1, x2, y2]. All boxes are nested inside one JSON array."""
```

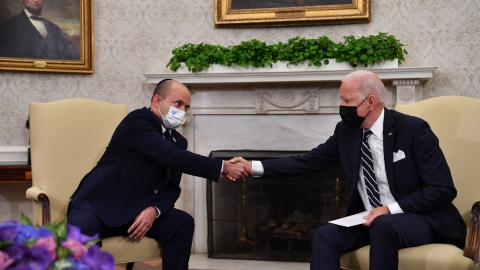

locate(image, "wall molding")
[[0, 146, 29, 165]]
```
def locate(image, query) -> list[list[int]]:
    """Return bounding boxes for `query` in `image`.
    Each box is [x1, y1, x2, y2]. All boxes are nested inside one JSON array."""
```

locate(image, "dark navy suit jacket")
[[262, 108, 466, 248], [70, 108, 222, 226], [0, 11, 77, 59]]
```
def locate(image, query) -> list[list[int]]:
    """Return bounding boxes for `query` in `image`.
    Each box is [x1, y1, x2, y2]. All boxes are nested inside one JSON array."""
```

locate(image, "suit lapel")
[[20, 12, 43, 40], [171, 130, 187, 149], [383, 109, 396, 197]]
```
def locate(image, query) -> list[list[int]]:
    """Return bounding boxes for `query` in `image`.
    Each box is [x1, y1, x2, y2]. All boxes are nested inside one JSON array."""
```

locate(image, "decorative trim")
[[256, 89, 319, 114], [392, 79, 420, 86], [0, 146, 29, 165], [189, 82, 340, 91]]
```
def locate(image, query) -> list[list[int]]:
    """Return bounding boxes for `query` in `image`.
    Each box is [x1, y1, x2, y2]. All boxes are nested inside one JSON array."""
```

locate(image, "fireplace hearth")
[[207, 150, 346, 262]]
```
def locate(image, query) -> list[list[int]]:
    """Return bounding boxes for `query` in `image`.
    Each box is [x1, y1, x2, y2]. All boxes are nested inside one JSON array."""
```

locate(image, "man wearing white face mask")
[[68, 79, 249, 270]]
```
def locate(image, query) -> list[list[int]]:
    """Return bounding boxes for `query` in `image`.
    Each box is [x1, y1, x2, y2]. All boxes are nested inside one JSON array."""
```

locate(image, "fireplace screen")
[[207, 150, 346, 262]]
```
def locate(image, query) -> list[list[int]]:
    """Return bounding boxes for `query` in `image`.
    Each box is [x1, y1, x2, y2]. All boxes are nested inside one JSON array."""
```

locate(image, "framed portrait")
[[0, 0, 93, 74], [215, 0, 370, 27]]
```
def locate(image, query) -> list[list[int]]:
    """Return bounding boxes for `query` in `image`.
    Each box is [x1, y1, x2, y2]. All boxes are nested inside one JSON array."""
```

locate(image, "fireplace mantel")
[[145, 66, 436, 104], [145, 66, 435, 84]]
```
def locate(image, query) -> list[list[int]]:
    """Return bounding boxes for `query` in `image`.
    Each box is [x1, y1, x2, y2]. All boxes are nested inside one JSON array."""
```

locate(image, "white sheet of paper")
[[328, 211, 369, 227]]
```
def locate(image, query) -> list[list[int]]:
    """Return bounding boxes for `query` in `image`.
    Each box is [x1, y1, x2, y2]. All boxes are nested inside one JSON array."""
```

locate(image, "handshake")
[[221, 157, 253, 181]]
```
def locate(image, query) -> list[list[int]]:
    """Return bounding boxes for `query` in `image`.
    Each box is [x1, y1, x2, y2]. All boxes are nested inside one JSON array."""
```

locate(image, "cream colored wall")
[[0, 0, 479, 145]]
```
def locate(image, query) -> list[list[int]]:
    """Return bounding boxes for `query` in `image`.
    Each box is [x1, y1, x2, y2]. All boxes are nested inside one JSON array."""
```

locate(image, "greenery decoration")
[[167, 32, 407, 73]]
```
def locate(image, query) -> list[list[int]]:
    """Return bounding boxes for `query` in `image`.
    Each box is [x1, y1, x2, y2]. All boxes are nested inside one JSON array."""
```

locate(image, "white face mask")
[[158, 97, 186, 129]]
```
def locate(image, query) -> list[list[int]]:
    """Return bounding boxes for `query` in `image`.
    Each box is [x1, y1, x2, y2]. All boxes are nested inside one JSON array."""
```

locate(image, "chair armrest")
[[25, 186, 51, 226], [464, 200, 480, 263]]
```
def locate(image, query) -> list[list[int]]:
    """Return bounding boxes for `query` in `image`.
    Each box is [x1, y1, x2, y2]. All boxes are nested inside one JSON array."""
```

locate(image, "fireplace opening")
[[207, 150, 347, 262]]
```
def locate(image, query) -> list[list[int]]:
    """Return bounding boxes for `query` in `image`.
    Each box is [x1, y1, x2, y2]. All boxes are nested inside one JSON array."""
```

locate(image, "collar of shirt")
[[24, 8, 43, 21], [24, 8, 34, 18], [368, 108, 385, 138]]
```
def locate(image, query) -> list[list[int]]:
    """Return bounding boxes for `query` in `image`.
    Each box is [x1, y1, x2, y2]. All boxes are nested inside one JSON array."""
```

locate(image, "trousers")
[[311, 213, 441, 270], [67, 205, 194, 270]]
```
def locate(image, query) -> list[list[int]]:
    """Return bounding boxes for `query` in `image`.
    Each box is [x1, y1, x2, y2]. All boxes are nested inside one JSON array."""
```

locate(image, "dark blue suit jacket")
[[262, 108, 466, 248], [0, 11, 77, 59], [70, 108, 222, 226]]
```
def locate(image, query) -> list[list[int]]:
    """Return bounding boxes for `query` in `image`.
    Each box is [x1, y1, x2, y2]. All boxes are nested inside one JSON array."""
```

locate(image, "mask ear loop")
[[157, 96, 169, 119], [358, 95, 373, 119], [153, 78, 173, 116]]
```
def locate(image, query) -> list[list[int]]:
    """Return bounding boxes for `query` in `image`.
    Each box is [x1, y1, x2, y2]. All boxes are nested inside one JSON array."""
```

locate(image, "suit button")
[[153, 189, 159, 194]]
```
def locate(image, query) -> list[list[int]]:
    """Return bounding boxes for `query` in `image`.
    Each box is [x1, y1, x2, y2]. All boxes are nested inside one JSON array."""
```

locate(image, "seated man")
[[68, 79, 248, 270], [235, 70, 466, 270]]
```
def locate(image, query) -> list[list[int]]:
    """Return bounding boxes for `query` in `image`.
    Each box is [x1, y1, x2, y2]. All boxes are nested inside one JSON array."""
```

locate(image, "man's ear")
[[367, 95, 377, 109], [151, 95, 160, 109]]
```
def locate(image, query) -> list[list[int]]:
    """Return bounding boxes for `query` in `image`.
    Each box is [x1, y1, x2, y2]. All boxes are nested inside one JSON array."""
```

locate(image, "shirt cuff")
[[153, 206, 161, 218], [251, 161, 264, 177], [219, 160, 224, 179], [387, 202, 404, 214]]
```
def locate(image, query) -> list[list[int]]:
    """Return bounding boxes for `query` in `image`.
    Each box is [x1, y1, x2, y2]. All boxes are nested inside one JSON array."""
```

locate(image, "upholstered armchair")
[[341, 96, 480, 270], [26, 99, 161, 269]]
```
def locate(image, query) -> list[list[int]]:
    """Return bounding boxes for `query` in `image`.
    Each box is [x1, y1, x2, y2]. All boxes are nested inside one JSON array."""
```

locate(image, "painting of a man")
[[232, 0, 352, 9], [0, 0, 79, 60]]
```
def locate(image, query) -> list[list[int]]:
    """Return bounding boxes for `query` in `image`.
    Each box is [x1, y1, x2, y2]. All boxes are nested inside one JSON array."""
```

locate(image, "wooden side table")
[[0, 165, 31, 183]]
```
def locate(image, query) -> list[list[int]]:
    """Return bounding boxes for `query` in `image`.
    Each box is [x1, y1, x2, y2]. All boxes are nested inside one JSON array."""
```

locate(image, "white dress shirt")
[[359, 109, 403, 214], [252, 108, 403, 214], [24, 9, 48, 39]]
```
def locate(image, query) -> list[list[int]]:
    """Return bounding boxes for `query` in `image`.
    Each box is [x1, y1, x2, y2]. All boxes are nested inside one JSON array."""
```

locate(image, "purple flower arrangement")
[[0, 214, 114, 270]]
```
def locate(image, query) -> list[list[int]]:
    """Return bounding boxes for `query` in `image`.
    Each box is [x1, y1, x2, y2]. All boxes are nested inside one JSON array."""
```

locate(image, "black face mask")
[[339, 97, 369, 128]]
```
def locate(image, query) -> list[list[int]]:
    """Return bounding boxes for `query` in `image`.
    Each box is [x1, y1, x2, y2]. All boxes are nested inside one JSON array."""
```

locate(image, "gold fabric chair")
[[25, 98, 162, 268], [341, 96, 480, 270]]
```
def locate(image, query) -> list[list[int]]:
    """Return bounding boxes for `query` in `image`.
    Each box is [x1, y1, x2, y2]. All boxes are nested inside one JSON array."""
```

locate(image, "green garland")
[[167, 32, 407, 73]]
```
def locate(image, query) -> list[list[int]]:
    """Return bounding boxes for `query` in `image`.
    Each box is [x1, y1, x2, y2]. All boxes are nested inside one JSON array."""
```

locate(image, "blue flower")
[[14, 225, 39, 245], [4, 245, 52, 270], [35, 228, 52, 239], [80, 245, 114, 270], [0, 220, 18, 242], [0, 219, 114, 270], [4, 244, 26, 262], [66, 225, 98, 244]]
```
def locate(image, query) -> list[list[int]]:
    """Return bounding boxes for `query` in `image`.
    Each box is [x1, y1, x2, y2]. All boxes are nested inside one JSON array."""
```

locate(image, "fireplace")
[[207, 150, 346, 262]]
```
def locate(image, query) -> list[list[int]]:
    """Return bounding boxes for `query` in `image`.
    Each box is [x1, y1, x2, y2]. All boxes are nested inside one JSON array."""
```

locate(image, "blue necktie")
[[361, 129, 382, 208]]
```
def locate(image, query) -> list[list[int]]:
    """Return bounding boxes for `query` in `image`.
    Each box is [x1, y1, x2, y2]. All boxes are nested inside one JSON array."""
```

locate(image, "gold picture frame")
[[215, 0, 370, 27], [0, 0, 93, 74]]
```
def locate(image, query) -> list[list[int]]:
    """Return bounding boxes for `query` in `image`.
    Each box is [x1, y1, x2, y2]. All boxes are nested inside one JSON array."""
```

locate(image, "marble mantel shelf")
[[144, 66, 436, 85]]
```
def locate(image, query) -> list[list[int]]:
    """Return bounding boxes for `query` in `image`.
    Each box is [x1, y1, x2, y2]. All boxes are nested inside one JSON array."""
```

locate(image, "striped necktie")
[[361, 129, 382, 208]]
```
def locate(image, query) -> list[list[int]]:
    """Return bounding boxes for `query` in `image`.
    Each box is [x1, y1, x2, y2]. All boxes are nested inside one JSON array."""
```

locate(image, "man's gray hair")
[[342, 70, 386, 103]]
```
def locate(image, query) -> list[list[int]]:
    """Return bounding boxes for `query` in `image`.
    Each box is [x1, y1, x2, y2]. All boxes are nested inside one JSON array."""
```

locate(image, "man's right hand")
[[222, 157, 252, 181], [127, 206, 157, 241]]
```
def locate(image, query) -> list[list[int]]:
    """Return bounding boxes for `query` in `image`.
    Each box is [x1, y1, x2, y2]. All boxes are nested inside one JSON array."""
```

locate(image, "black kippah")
[[155, 78, 172, 89]]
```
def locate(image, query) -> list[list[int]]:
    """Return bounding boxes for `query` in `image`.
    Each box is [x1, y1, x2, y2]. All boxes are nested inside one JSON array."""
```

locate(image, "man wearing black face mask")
[[232, 70, 466, 270]]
